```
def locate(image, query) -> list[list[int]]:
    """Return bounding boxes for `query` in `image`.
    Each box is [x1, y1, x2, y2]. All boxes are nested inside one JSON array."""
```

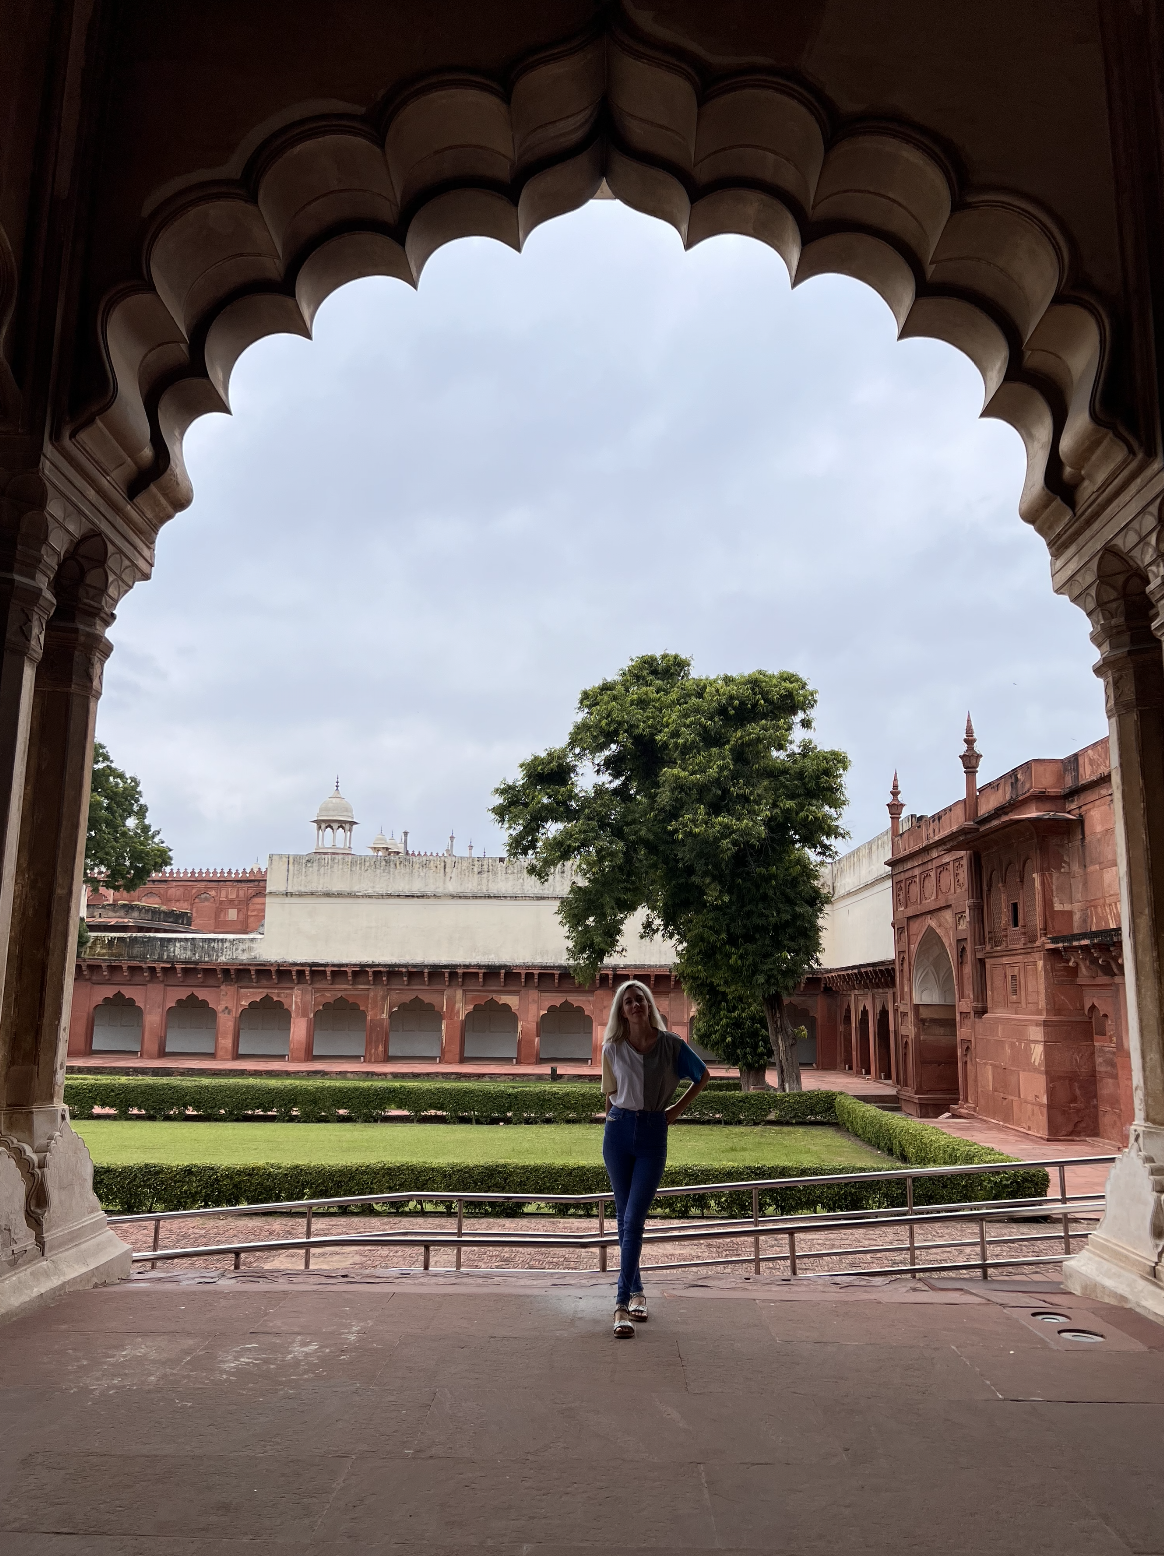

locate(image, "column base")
[[0, 1114, 131, 1323], [0, 1224, 131, 1324], [1061, 1123, 1164, 1326]]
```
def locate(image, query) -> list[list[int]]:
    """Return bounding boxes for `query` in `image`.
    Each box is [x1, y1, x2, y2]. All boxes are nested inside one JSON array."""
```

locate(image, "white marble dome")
[[315, 784, 355, 824]]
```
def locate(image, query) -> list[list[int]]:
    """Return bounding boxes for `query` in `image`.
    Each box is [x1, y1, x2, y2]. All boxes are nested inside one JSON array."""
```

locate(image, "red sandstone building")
[[72, 730, 1130, 1144], [887, 726, 1128, 1143]]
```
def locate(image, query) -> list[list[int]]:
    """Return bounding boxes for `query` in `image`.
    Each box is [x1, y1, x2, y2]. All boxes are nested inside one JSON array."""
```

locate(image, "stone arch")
[[857, 1005, 871, 1074], [875, 1005, 892, 1081], [91, 991, 142, 1054], [388, 996, 442, 1060], [312, 995, 367, 1060], [237, 994, 291, 1058], [164, 993, 216, 1056], [786, 1002, 817, 1067], [912, 928, 956, 1007], [464, 997, 518, 1062], [192, 891, 215, 932], [1021, 857, 1038, 943], [73, 39, 1129, 544], [538, 1000, 593, 1063], [841, 1004, 853, 1071], [1089, 1003, 1109, 1039]]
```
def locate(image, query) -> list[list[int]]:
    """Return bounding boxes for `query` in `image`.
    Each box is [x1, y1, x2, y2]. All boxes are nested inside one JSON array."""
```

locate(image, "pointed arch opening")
[[238, 995, 291, 1058], [164, 994, 216, 1055], [388, 997, 442, 1060], [92, 992, 142, 1055], [312, 996, 367, 1060], [538, 1000, 593, 1062], [464, 998, 518, 1062]]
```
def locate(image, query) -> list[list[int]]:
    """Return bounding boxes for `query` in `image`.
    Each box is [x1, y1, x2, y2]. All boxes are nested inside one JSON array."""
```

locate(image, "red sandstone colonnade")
[[3, 2, 1164, 1324], [67, 961, 687, 1070]]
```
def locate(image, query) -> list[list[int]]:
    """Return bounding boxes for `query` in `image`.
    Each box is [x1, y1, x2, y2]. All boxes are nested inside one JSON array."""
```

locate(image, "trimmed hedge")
[[835, 1095, 1049, 1203], [65, 1075, 835, 1127], [94, 1160, 892, 1218], [76, 1076, 1049, 1213]]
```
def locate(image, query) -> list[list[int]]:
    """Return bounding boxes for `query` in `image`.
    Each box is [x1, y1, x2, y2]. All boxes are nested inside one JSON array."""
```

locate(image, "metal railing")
[[110, 1155, 1114, 1283]]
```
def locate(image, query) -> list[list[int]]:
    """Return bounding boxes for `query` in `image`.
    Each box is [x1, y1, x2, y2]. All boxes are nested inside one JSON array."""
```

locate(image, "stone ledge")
[[0, 1226, 131, 1325], [1063, 1241, 1164, 1325]]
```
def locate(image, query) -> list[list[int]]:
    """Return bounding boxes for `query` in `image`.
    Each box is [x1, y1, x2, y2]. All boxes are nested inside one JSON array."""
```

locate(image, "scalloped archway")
[[73, 35, 1130, 566]]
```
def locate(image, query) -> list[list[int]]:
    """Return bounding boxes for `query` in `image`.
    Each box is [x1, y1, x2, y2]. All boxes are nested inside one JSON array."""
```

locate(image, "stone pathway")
[[1, 1270, 1161, 1552]]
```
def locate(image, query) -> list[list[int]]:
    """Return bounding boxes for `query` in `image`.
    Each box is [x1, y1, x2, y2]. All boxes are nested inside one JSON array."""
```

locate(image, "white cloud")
[[96, 201, 1103, 866]]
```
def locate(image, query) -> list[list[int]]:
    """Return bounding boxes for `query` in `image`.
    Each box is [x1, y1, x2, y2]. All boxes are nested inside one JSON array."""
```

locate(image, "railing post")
[[423, 1243, 430, 1271], [1058, 1162, 1072, 1256], [304, 1205, 313, 1270], [233, 1250, 241, 1270], [906, 1176, 916, 1275], [752, 1186, 761, 1275], [150, 1216, 161, 1271], [598, 1198, 607, 1273], [787, 1228, 797, 1277], [978, 1217, 989, 1280], [456, 1198, 463, 1272]]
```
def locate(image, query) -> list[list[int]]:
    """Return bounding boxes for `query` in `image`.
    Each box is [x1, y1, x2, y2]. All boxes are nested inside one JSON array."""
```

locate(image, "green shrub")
[[65, 1075, 831, 1126], [94, 1159, 888, 1217], [834, 1094, 1049, 1202]]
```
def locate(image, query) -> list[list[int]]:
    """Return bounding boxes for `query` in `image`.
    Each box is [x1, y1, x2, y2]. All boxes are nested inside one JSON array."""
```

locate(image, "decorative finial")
[[961, 714, 981, 821], [960, 714, 982, 775], [335, 776, 341, 792]]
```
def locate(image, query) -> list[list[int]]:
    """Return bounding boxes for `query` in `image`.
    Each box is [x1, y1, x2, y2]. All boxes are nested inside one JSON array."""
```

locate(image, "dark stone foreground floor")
[[1, 1268, 1163, 1554]]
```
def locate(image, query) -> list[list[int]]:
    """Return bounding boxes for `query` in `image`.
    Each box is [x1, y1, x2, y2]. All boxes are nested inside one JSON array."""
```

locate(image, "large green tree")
[[491, 654, 848, 1091], [85, 741, 172, 891]]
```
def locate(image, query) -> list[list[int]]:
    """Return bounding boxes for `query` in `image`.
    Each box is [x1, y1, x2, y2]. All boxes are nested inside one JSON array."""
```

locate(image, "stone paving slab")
[[2, 1271, 1161, 1554]]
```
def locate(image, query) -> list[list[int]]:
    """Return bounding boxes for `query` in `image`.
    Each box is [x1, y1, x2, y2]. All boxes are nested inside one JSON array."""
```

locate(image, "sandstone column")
[[1064, 567, 1164, 1318], [0, 524, 131, 1313]]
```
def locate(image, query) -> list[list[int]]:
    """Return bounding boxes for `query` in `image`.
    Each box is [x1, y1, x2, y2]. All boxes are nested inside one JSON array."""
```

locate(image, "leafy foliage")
[[85, 742, 172, 890], [491, 654, 849, 1088], [93, 1160, 888, 1216], [686, 984, 775, 1075], [64, 1075, 837, 1126]]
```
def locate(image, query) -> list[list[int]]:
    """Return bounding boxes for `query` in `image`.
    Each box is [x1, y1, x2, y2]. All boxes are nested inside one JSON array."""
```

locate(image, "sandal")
[[613, 1305, 635, 1338], [628, 1294, 648, 1322]]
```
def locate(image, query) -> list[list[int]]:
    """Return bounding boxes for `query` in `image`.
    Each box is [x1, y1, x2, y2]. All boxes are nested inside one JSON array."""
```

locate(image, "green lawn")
[[75, 1121, 888, 1170]]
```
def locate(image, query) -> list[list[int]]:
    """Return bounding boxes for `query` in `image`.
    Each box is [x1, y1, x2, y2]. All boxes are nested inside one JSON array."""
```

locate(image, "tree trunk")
[[762, 992, 803, 1093], [738, 1066, 771, 1092]]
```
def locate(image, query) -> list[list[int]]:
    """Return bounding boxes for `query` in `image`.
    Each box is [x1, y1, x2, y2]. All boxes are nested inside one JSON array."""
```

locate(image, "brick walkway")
[[2, 1270, 1161, 1552]]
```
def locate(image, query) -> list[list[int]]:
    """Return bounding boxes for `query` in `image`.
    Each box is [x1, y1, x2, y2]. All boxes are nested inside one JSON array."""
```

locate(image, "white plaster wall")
[[257, 853, 672, 966], [818, 828, 894, 968]]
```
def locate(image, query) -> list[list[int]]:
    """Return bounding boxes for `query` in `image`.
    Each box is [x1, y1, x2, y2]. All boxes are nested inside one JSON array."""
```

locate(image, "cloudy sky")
[[96, 199, 1104, 868]]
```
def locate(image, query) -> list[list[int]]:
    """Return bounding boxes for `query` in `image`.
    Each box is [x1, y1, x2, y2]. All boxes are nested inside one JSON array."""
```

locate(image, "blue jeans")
[[602, 1107, 668, 1307]]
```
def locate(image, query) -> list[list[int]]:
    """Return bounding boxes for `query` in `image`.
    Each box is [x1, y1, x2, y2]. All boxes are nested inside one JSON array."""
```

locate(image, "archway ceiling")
[[68, 11, 1137, 571]]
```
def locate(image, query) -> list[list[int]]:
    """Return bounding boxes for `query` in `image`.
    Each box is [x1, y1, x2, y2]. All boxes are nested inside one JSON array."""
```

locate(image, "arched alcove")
[[192, 892, 215, 932], [91, 993, 142, 1055], [238, 995, 291, 1058], [538, 1001, 593, 1063], [786, 1003, 817, 1068], [164, 994, 216, 1055], [389, 998, 442, 1060], [857, 1006, 871, 1074], [841, 1005, 854, 1071], [912, 929, 957, 1007], [312, 996, 366, 1059], [875, 1006, 892, 1081], [464, 999, 518, 1062]]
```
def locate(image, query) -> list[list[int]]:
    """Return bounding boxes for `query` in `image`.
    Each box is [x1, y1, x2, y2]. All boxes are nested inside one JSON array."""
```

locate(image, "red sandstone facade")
[[88, 868, 267, 934], [67, 960, 691, 1069], [888, 729, 1129, 1143]]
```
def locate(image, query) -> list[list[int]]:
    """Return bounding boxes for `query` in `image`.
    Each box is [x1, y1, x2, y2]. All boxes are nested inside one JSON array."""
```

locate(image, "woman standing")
[[601, 979, 709, 1336]]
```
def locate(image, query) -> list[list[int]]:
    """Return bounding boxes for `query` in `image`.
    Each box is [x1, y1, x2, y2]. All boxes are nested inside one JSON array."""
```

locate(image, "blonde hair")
[[604, 979, 666, 1043]]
